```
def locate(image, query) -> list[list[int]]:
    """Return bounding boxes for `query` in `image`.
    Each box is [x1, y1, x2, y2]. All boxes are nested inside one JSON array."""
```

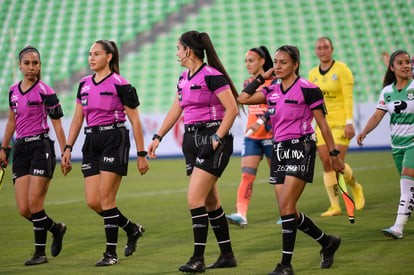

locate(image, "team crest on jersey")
[[269, 92, 280, 100], [407, 90, 414, 100], [178, 78, 186, 87], [331, 74, 338, 81], [11, 94, 19, 102], [81, 85, 90, 92]]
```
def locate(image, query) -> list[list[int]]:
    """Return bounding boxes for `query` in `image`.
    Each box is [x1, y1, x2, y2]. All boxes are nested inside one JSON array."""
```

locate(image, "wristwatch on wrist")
[[329, 149, 340, 157], [152, 134, 163, 142], [137, 151, 148, 157]]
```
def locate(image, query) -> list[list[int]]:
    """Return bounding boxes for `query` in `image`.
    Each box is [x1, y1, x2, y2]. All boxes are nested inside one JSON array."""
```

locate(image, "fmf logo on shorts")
[[196, 157, 205, 165], [104, 157, 115, 164], [33, 169, 45, 175]]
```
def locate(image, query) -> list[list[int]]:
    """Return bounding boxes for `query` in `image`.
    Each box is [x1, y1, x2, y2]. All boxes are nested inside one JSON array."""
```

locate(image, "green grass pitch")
[[0, 151, 412, 274]]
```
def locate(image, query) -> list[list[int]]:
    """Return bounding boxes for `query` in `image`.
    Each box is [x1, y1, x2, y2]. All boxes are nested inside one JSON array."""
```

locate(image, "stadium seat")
[[1, 0, 413, 115]]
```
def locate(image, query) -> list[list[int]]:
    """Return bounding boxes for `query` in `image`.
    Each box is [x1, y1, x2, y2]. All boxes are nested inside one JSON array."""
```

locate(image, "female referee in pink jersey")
[[61, 40, 149, 266], [0, 45, 69, 265], [238, 45, 344, 275], [148, 30, 239, 273]]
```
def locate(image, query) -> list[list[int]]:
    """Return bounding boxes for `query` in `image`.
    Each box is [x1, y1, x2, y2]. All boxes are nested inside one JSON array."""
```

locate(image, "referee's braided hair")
[[18, 45, 42, 80], [180, 30, 241, 111], [95, 40, 120, 74], [383, 49, 410, 88]]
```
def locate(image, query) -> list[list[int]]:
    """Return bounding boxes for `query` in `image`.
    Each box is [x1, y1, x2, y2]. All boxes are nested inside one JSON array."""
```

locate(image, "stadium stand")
[[0, 0, 413, 115]]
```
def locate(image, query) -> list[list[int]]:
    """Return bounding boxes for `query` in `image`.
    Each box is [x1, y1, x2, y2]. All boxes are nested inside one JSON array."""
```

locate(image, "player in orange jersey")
[[226, 46, 275, 227]]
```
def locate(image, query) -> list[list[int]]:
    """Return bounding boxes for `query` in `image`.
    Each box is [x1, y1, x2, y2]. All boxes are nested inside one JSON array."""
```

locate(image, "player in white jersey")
[[357, 50, 414, 239]]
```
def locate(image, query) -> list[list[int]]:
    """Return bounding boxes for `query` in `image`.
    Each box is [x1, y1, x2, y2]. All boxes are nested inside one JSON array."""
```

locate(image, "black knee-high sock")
[[281, 214, 297, 266], [208, 206, 233, 255], [45, 215, 60, 235], [190, 206, 209, 258], [102, 207, 120, 255], [99, 210, 134, 234], [297, 212, 329, 247], [31, 210, 48, 256], [118, 210, 137, 235]]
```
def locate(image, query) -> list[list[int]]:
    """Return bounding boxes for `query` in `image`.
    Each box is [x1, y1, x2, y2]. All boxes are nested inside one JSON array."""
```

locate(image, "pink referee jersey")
[[9, 80, 60, 138], [77, 72, 129, 127], [261, 77, 326, 142], [177, 63, 230, 124]]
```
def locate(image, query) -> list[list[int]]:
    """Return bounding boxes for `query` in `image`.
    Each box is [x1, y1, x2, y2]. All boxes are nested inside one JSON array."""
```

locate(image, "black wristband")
[[256, 74, 265, 85], [329, 149, 340, 157], [137, 151, 148, 157], [263, 111, 271, 122], [64, 145, 73, 152], [243, 78, 261, 95], [152, 134, 163, 142]]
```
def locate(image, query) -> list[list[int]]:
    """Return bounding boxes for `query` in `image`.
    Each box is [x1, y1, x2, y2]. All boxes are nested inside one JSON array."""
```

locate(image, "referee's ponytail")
[[180, 30, 240, 110], [248, 46, 273, 72], [95, 40, 120, 75]]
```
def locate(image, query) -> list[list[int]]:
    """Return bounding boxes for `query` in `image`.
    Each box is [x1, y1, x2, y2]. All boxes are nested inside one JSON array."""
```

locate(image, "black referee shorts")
[[13, 133, 56, 182], [270, 134, 317, 184], [81, 126, 130, 177], [182, 124, 233, 177]]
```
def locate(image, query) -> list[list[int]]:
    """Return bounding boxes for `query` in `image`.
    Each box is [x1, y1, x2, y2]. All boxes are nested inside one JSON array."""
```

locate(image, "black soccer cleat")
[[206, 253, 237, 269], [179, 257, 205, 273], [95, 252, 118, 267], [268, 263, 295, 275], [124, 223, 145, 257], [51, 222, 67, 257], [24, 254, 48, 266], [320, 235, 341, 268]]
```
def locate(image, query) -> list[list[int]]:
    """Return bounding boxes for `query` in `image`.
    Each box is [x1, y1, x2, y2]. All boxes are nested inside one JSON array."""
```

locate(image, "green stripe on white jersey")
[[376, 79, 414, 148]]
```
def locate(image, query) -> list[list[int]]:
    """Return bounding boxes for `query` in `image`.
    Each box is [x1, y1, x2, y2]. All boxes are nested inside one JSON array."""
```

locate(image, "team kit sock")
[[208, 206, 233, 255], [321, 171, 342, 216], [102, 207, 120, 255], [190, 206, 209, 258], [343, 163, 365, 210], [391, 176, 414, 234], [31, 210, 48, 256], [236, 169, 256, 218], [280, 214, 297, 267]]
